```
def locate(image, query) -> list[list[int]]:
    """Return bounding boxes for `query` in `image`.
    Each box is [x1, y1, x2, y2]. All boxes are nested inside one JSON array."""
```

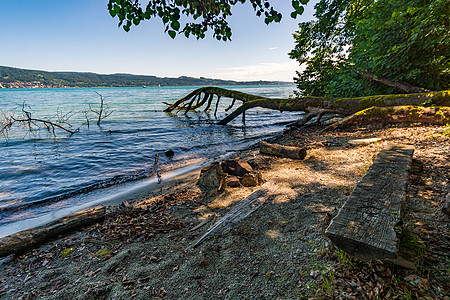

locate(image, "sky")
[[0, 1, 316, 82]]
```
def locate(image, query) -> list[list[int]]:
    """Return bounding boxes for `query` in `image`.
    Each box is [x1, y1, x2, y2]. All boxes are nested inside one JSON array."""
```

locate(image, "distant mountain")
[[0, 66, 292, 88]]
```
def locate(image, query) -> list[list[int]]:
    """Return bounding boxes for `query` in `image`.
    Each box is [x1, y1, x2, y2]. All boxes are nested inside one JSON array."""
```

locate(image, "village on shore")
[[0, 81, 69, 89]]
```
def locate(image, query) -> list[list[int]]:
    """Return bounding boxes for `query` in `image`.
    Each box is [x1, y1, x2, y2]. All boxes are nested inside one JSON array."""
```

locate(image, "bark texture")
[[260, 141, 307, 159], [325, 106, 450, 131], [353, 70, 430, 93], [192, 180, 279, 248], [326, 145, 414, 260]]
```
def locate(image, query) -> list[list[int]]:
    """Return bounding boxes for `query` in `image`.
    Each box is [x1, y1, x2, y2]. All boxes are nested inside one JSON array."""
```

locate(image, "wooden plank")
[[192, 181, 279, 248], [325, 145, 414, 260], [0, 206, 106, 257]]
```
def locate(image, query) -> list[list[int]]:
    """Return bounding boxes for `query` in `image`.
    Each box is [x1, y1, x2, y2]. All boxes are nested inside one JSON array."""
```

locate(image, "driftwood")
[[192, 180, 279, 248], [325, 145, 414, 260], [260, 141, 307, 160], [0, 206, 106, 257]]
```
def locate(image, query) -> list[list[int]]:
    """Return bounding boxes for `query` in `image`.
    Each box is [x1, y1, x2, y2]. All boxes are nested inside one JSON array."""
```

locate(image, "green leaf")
[[168, 30, 176, 39], [133, 18, 140, 26], [171, 20, 180, 31], [299, 0, 309, 4], [296, 6, 304, 15], [291, 11, 298, 19]]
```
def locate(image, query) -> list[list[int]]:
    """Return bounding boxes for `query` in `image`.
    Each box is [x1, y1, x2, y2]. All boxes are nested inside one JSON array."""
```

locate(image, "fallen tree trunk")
[[325, 106, 450, 131], [0, 206, 106, 257], [260, 141, 307, 159], [164, 87, 450, 125]]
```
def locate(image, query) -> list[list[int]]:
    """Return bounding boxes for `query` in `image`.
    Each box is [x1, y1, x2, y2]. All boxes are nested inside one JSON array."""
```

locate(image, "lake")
[[0, 85, 301, 237]]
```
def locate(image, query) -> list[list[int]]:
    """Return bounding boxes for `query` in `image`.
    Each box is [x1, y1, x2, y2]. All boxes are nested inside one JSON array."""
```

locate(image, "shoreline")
[[0, 139, 262, 239], [0, 162, 202, 239], [0, 124, 448, 299]]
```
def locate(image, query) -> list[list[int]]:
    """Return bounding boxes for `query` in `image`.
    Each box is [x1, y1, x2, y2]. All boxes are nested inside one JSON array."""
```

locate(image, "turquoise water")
[[0, 85, 300, 235]]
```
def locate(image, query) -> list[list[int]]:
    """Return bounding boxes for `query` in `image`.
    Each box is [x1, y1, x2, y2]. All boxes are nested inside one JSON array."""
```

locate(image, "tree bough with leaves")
[[107, 0, 309, 40]]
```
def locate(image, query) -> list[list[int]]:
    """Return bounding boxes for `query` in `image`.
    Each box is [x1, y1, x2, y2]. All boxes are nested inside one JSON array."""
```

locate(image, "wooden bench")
[[325, 145, 414, 260]]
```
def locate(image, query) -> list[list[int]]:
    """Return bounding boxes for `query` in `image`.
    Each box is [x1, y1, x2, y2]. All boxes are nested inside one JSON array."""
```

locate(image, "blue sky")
[[0, 1, 316, 82]]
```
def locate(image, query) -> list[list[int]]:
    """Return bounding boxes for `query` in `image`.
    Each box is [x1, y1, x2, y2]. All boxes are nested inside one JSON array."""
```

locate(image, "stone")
[[226, 176, 241, 188], [165, 150, 174, 158], [220, 158, 253, 177], [234, 158, 254, 177], [220, 159, 236, 175], [241, 172, 259, 187], [247, 157, 267, 170], [197, 162, 225, 189]]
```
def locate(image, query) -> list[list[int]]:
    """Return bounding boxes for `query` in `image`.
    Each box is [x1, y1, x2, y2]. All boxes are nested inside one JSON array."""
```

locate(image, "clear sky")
[[0, 1, 316, 82]]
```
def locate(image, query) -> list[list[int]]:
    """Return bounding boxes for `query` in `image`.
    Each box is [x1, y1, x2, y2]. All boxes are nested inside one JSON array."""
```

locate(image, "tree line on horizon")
[[0, 66, 290, 88]]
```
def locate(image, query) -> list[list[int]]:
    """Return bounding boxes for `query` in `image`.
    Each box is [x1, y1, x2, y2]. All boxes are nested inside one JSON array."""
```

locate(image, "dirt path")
[[0, 124, 448, 299]]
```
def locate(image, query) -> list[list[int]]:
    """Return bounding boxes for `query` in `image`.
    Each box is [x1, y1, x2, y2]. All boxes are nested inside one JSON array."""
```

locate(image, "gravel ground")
[[0, 123, 448, 300]]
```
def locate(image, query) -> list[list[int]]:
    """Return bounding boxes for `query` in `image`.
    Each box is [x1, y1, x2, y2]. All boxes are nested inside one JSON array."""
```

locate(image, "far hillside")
[[0, 66, 291, 88]]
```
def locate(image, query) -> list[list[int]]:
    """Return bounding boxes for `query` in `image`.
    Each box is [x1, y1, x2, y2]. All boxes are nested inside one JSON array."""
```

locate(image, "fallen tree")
[[164, 87, 450, 126], [325, 106, 450, 131]]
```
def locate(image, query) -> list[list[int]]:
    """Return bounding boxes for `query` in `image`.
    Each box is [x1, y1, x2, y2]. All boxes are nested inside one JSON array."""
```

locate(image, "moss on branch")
[[163, 87, 450, 125]]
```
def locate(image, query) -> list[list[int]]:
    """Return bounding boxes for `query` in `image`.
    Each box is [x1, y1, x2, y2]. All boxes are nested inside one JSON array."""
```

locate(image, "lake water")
[[0, 85, 301, 237]]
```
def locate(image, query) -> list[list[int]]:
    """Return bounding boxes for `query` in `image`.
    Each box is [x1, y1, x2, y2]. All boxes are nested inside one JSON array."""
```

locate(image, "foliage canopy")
[[289, 0, 450, 97], [107, 0, 309, 40]]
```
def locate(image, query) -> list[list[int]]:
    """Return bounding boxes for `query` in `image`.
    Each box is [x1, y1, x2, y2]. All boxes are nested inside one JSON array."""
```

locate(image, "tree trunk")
[[353, 70, 430, 93], [163, 87, 450, 126], [325, 106, 450, 131]]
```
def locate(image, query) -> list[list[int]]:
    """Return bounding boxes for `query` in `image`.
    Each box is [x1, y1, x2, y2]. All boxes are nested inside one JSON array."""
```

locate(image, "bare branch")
[[90, 92, 113, 125], [0, 103, 78, 137]]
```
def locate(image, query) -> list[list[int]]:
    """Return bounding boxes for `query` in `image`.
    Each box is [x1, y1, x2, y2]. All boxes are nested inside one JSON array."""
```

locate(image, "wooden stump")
[[325, 145, 414, 260]]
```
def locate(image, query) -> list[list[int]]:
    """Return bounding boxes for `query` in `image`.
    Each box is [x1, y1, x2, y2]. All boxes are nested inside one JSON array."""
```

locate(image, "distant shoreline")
[[0, 65, 294, 89]]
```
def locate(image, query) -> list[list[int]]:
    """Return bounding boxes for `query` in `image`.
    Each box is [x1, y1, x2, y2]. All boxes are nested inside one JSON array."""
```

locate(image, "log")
[[192, 181, 279, 248], [325, 145, 414, 260], [325, 106, 450, 131], [0, 206, 106, 257], [260, 141, 307, 160]]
